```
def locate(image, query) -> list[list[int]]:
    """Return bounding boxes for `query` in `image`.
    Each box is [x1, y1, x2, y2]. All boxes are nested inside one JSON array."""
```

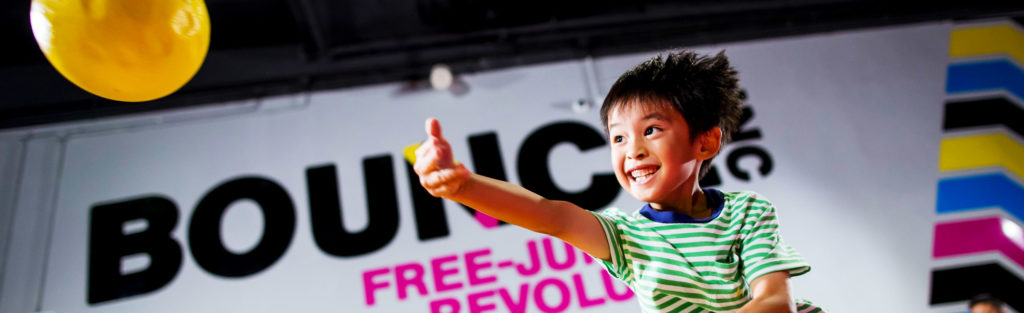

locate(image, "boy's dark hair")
[[969, 294, 1005, 310], [600, 49, 744, 179]]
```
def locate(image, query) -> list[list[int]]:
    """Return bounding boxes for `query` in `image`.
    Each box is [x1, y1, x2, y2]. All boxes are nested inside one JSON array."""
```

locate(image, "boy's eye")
[[613, 135, 624, 143], [644, 127, 659, 136]]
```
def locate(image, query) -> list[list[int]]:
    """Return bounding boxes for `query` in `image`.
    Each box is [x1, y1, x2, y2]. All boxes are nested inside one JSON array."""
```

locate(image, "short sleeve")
[[738, 195, 810, 284], [589, 209, 635, 284]]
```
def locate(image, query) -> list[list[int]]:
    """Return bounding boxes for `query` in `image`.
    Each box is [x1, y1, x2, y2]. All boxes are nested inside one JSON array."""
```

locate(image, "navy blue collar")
[[640, 188, 724, 223]]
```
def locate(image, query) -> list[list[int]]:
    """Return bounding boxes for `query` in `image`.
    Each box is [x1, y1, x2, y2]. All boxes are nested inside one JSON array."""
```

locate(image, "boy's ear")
[[697, 127, 723, 160]]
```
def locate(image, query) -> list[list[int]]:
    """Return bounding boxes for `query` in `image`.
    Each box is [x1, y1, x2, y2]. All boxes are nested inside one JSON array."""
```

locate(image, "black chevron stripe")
[[944, 97, 1024, 137], [929, 263, 1024, 311]]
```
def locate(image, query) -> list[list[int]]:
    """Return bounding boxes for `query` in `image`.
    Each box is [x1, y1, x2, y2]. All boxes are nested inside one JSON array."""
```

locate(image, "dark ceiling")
[[2, 0, 1023, 130]]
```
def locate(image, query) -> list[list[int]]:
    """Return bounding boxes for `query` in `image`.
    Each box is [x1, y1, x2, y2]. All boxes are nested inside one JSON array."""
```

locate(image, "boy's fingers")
[[414, 137, 450, 167], [418, 164, 471, 198], [420, 174, 447, 193], [420, 167, 467, 189], [438, 165, 468, 182], [421, 136, 455, 169], [412, 158, 430, 175], [429, 184, 457, 198], [425, 118, 444, 140], [414, 140, 430, 162], [413, 144, 438, 173], [415, 118, 459, 177], [420, 168, 453, 188]]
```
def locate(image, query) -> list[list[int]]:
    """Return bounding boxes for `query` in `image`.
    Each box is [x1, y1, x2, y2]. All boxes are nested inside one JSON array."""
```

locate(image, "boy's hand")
[[414, 118, 471, 198]]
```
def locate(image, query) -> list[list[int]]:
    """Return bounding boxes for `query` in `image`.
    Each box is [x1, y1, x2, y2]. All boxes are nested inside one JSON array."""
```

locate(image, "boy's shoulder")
[[714, 189, 780, 221], [594, 206, 633, 219], [718, 189, 773, 206]]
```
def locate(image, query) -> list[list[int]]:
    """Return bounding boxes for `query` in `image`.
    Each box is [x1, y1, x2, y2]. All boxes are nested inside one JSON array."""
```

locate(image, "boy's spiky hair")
[[600, 49, 744, 179], [968, 294, 1005, 311]]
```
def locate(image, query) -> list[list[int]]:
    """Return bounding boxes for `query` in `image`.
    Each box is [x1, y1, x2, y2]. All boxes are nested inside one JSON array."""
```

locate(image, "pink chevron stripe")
[[475, 211, 500, 229], [934, 217, 1024, 269]]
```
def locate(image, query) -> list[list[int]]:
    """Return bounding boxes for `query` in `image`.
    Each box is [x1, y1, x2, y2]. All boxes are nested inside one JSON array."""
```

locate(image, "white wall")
[[0, 136, 25, 311], [1, 135, 64, 313]]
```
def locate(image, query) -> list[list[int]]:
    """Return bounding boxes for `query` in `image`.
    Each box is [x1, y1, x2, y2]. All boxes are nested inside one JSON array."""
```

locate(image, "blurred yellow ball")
[[30, 0, 210, 102]]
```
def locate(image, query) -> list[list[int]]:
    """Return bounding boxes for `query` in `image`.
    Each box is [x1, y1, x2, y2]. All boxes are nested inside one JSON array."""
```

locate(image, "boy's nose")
[[627, 144, 647, 159]]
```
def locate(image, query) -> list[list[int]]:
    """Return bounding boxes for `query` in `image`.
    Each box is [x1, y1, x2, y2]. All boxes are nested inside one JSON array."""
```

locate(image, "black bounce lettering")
[[716, 102, 775, 183], [730, 107, 761, 143], [189, 177, 296, 277], [725, 146, 773, 181], [88, 196, 182, 304], [516, 122, 619, 211], [307, 156, 399, 257]]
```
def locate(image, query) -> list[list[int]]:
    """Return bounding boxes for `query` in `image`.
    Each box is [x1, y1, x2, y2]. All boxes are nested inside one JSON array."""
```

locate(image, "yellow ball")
[[30, 0, 211, 102]]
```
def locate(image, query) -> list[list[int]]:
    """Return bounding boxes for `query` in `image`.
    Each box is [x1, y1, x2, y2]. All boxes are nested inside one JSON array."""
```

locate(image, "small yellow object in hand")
[[403, 143, 421, 165]]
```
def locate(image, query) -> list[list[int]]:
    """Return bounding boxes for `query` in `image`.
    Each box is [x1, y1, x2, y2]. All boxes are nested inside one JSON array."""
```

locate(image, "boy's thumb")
[[426, 118, 444, 139]]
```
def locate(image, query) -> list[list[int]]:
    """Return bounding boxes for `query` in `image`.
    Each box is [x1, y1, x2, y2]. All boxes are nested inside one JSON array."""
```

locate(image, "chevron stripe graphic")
[[937, 173, 1024, 222], [930, 20, 1024, 312], [929, 262, 1024, 311], [947, 60, 1024, 100], [940, 133, 1024, 178], [951, 24, 1024, 64], [933, 217, 1024, 270], [944, 97, 1024, 137]]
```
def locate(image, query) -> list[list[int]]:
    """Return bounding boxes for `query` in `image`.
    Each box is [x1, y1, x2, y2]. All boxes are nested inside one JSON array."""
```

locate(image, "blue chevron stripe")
[[937, 172, 1024, 222], [947, 60, 1024, 100]]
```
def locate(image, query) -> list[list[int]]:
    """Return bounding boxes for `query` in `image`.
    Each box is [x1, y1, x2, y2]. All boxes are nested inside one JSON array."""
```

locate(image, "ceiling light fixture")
[[430, 64, 453, 91]]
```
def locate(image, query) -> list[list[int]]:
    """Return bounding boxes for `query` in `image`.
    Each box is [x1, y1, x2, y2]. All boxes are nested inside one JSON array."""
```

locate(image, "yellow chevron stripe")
[[940, 133, 1024, 178], [951, 24, 1024, 64]]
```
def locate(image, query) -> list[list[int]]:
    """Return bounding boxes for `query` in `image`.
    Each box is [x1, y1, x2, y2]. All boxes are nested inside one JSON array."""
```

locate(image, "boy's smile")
[[626, 165, 659, 184], [607, 99, 716, 214]]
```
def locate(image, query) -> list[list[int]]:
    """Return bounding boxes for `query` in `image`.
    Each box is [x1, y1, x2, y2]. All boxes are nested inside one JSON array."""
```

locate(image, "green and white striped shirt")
[[591, 190, 822, 313]]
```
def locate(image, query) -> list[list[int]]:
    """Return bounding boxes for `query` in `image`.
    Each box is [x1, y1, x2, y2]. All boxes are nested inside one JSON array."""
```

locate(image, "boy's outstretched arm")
[[414, 118, 610, 261]]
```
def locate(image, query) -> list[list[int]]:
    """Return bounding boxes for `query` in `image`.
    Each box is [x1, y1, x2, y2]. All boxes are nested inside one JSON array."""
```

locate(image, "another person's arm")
[[414, 118, 610, 260], [737, 271, 796, 313]]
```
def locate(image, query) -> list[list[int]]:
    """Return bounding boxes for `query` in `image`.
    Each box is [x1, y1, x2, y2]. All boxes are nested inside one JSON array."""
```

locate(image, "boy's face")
[[607, 100, 706, 208]]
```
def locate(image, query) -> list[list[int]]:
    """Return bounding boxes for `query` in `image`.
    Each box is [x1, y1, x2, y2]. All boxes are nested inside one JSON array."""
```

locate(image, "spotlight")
[[430, 64, 453, 90]]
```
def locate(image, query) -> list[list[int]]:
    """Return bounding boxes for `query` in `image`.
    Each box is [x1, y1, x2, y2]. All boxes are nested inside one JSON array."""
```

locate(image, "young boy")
[[414, 50, 822, 312]]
